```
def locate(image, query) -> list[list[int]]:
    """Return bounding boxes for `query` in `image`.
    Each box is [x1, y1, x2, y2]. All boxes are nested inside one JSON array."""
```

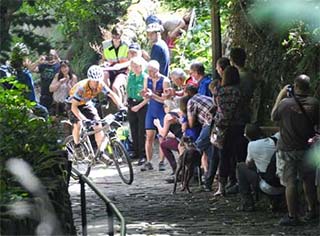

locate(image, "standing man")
[[229, 48, 256, 125], [271, 75, 319, 226], [32, 50, 60, 113], [146, 22, 170, 77]]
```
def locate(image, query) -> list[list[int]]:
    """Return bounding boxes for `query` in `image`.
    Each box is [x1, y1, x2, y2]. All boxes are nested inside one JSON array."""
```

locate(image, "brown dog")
[[173, 136, 202, 194]]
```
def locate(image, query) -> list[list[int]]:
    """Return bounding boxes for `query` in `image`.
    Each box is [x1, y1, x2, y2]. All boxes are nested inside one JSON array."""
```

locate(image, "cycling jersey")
[[68, 79, 110, 105]]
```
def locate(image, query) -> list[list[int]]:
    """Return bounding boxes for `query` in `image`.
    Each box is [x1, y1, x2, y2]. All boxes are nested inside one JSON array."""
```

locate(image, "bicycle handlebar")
[[81, 110, 126, 130]]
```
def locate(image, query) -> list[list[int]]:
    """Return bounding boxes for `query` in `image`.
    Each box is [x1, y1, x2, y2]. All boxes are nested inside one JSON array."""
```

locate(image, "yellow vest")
[[103, 40, 129, 65]]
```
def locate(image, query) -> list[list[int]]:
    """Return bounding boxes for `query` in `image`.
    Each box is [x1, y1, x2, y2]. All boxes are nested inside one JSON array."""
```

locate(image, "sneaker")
[[74, 145, 84, 160], [158, 161, 166, 171], [279, 215, 301, 226], [141, 162, 153, 171], [137, 157, 146, 166]]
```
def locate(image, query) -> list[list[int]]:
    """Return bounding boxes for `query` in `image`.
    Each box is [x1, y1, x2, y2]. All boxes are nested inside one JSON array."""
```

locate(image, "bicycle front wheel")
[[110, 139, 134, 185], [64, 135, 91, 178]]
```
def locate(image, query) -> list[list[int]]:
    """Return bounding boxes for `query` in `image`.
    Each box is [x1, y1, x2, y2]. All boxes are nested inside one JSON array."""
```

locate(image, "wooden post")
[[211, 0, 222, 75]]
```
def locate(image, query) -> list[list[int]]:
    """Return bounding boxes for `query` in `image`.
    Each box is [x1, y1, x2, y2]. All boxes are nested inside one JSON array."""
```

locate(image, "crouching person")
[[237, 124, 284, 212]]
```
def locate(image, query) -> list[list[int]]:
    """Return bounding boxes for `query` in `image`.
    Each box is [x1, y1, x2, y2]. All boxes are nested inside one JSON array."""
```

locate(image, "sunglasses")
[[60, 60, 69, 65]]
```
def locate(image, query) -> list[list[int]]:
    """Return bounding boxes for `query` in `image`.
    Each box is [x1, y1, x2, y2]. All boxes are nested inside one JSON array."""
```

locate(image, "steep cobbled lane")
[[69, 141, 319, 236]]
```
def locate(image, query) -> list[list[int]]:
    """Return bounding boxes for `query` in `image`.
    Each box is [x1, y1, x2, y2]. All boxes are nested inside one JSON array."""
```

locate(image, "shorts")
[[68, 103, 100, 124], [276, 150, 316, 187], [109, 69, 127, 87], [145, 108, 165, 130]]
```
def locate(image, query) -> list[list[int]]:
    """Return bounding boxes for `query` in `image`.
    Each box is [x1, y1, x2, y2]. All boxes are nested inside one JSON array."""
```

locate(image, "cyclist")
[[67, 65, 126, 159]]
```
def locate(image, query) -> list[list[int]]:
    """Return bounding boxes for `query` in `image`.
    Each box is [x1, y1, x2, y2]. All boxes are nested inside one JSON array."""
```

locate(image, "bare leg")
[[158, 136, 165, 162], [202, 152, 208, 173], [285, 179, 298, 218], [94, 124, 104, 151], [303, 173, 318, 215], [103, 71, 110, 87], [145, 129, 156, 162], [72, 122, 81, 144], [112, 74, 127, 103]]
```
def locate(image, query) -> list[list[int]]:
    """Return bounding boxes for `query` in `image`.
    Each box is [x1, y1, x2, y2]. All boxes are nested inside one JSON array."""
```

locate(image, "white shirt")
[[246, 137, 277, 173]]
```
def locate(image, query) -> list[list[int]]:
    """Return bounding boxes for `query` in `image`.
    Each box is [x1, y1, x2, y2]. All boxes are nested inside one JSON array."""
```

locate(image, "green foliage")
[[230, 0, 320, 124], [0, 1, 54, 61], [171, 18, 212, 72], [163, 0, 234, 73], [0, 77, 62, 204]]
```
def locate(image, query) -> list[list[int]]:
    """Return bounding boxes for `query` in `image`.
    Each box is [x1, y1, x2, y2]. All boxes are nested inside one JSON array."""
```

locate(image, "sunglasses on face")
[[60, 60, 69, 65]]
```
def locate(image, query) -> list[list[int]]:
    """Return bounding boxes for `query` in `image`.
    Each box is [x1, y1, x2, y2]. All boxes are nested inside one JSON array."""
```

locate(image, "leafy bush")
[[0, 77, 76, 235], [171, 18, 212, 72], [0, 76, 65, 197]]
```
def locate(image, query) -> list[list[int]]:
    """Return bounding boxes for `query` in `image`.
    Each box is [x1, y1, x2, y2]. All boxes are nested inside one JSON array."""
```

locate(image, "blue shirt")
[[16, 69, 37, 102], [150, 39, 170, 77], [197, 75, 212, 97]]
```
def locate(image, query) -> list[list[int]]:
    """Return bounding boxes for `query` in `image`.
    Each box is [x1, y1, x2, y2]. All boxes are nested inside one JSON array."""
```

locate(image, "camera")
[[287, 84, 294, 97]]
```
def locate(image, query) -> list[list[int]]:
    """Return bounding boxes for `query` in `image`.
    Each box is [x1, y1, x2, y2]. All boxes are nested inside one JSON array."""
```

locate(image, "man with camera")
[[30, 50, 61, 113], [271, 74, 319, 226]]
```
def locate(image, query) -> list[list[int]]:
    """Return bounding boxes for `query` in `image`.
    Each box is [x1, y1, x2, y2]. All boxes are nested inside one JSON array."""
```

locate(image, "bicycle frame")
[[79, 114, 122, 162]]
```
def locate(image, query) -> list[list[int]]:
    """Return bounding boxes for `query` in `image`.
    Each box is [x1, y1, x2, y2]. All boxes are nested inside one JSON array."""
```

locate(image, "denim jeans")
[[195, 124, 213, 158]]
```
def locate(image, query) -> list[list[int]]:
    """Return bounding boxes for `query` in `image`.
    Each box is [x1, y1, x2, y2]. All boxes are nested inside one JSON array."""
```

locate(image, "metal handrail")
[[72, 167, 126, 236]]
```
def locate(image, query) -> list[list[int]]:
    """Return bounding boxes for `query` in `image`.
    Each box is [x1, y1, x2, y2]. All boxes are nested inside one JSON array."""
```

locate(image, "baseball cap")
[[129, 43, 141, 51]]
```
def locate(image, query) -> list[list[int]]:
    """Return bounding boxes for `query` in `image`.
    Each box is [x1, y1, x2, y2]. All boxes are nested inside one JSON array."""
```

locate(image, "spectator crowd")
[[1, 16, 319, 227]]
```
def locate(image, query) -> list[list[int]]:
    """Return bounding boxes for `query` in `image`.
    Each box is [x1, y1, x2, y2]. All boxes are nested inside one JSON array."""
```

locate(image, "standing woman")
[[127, 56, 149, 165], [212, 65, 241, 196], [49, 60, 78, 115]]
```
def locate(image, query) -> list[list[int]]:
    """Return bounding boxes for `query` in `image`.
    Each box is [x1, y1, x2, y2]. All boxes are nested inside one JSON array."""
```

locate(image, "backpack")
[[259, 136, 282, 187]]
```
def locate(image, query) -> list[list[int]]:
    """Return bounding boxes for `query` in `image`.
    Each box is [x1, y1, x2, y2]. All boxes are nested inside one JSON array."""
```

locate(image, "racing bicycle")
[[63, 111, 134, 185]]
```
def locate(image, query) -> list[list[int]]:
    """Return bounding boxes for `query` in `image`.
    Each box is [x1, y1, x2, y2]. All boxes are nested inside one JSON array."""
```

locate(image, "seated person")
[[101, 25, 129, 103], [236, 124, 284, 212]]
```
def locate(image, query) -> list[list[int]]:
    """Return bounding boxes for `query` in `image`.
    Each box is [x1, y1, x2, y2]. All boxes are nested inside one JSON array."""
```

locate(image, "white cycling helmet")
[[12, 43, 30, 57], [87, 65, 104, 81]]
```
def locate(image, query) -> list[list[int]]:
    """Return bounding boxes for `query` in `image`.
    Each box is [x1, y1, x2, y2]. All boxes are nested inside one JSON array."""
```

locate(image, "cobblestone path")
[[69, 142, 319, 236]]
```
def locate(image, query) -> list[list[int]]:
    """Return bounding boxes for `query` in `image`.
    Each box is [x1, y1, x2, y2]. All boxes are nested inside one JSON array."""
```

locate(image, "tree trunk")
[[211, 0, 222, 75]]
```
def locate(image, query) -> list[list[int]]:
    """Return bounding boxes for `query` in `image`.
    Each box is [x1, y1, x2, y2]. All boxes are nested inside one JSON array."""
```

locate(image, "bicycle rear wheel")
[[64, 135, 91, 178], [110, 139, 134, 185]]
